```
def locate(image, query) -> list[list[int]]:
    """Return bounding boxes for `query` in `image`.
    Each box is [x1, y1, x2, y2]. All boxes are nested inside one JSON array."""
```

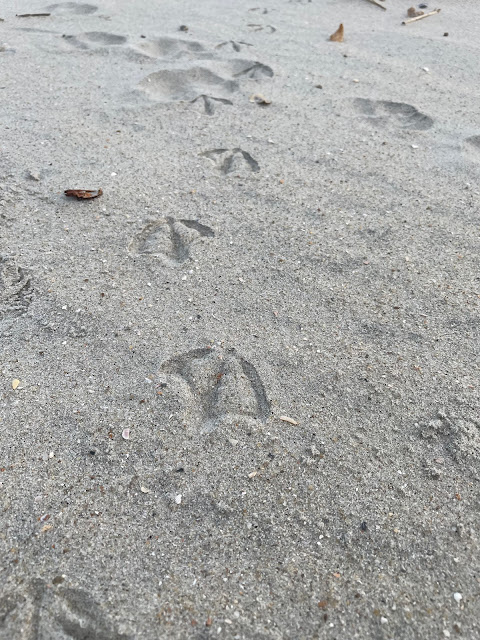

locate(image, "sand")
[[1, 0, 479, 638]]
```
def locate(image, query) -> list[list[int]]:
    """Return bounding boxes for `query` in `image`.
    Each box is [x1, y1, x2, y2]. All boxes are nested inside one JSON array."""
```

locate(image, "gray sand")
[[1, 0, 479, 638]]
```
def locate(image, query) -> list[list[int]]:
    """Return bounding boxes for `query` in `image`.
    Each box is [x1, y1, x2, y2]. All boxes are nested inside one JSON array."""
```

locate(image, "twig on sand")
[[364, 0, 387, 11], [16, 13, 51, 17], [402, 8, 441, 24]]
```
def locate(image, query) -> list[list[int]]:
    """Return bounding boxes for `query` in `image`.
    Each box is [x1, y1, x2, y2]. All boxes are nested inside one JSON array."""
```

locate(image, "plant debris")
[[364, 0, 387, 10], [249, 93, 272, 105], [16, 13, 51, 17], [279, 415, 299, 425], [407, 7, 424, 17], [402, 8, 440, 24], [329, 23, 344, 42], [64, 189, 103, 199]]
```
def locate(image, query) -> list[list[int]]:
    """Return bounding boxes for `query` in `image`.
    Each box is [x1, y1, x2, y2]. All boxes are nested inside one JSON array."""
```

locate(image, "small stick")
[[364, 0, 387, 10], [16, 13, 51, 17], [402, 8, 441, 24]]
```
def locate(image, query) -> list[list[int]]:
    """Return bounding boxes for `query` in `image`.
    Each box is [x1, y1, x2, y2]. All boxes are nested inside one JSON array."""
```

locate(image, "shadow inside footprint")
[[161, 347, 271, 432], [0, 257, 32, 321], [0, 581, 131, 640], [201, 148, 260, 174], [62, 31, 127, 49], [215, 40, 253, 52], [138, 66, 238, 103], [230, 59, 274, 79], [45, 2, 98, 14], [133, 36, 211, 60], [190, 94, 233, 115], [354, 98, 433, 130], [464, 135, 480, 161], [129, 218, 214, 264]]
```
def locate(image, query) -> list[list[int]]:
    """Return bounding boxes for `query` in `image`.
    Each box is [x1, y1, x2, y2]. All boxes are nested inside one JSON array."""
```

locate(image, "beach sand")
[[1, 0, 479, 637]]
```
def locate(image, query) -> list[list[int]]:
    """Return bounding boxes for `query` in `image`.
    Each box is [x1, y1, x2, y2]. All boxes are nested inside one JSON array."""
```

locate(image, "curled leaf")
[[64, 189, 103, 200], [329, 23, 344, 43]]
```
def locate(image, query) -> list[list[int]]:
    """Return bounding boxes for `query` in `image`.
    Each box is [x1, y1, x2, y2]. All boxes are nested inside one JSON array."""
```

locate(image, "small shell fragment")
[[249, 93, 272, 105], [140, 486, 150, 494], [175, 494, 182, 504], [122, 428, 130, 440], [248, 471, 257, 478], [12, 379, 20, 390], [279, 415, 298, 425]]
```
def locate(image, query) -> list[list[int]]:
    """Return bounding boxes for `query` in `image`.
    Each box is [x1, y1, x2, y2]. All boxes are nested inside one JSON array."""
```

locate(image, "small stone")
[[422, 67, 429, 72], [443, 631, 451, 638], [12, 379, 20, 390], [122, 428, 130, 440], [179, 25, 188, 31], [380, 617, 388, 624], [175, 494, 182, 504], [453, 592, 462, 603], [443, 32, 449, 37], [248, 471, 257, 478], [140, 486, 150, 493]]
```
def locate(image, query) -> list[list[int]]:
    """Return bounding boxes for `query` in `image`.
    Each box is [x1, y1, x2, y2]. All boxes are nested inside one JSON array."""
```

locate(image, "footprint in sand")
[[62, 31, 127, 50], [0, 580, 130, 640], [45, 2, 98, 14], [138, 58, 273, 108], [132, 36, 214, 61], [354, 98, 434, 131], [0, 257, 33, 321], [215, 40, 253, 53], [201, 148, 260, 174], [160, 347, 271, 433], [128, 218, 214, 265], [464, 135, 480, 161], [417, 411, 480, 463]]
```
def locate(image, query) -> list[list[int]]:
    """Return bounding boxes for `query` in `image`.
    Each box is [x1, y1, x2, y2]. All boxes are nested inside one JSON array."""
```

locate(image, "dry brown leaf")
[[407, 7, 424, 17], [64, 189, 103, 200], [329, 23, 344, 43]]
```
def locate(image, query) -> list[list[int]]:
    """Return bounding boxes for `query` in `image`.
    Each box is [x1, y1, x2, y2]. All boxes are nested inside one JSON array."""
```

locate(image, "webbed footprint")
[[128, 217, 214, 265]]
